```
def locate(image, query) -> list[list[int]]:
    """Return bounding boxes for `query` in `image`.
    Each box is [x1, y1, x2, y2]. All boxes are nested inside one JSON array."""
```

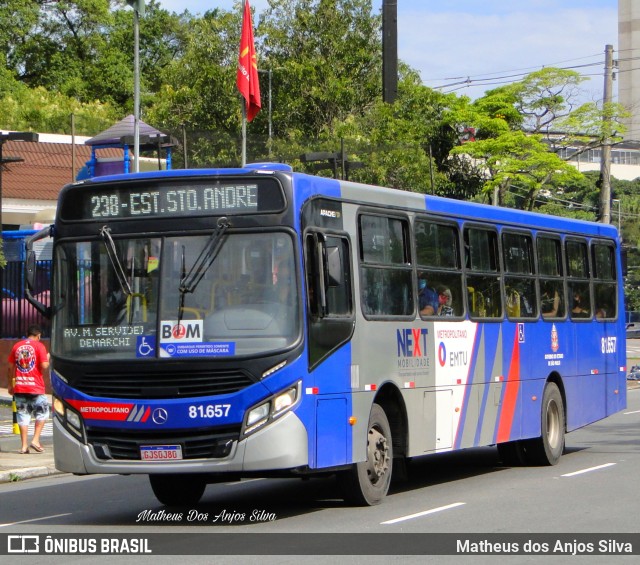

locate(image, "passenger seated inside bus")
[[594, 287, 614, 320], [571, 289, 590, 318], [541, 282, 561, 318], [419, 279, 455, 316], [418, 278, 438, 316], [436, 285, 454, 316], [505, 287, 521, 318]]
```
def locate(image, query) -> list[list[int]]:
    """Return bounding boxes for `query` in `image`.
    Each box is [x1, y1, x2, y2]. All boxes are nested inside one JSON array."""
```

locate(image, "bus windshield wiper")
[[99, 226, 133, 298], [180, 217, 230, 295], [177, 217, 230, 321]]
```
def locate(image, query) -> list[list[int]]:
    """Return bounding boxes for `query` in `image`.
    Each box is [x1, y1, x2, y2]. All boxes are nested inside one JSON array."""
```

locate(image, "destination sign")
[[61, 178, 285, 221]]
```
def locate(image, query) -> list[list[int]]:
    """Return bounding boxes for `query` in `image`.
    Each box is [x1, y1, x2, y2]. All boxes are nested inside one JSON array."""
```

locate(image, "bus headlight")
[[273, 386, 297, 415], [53, 395, 84, 439], [66, 409, 82, 431], [53, 397, 65, 418], [243, 382, 300, 437], [246, 402, 270, 431]]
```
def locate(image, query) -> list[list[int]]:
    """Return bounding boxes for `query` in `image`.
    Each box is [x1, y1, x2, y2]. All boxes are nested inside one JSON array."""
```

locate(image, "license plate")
[[140, 444, 183, 461]]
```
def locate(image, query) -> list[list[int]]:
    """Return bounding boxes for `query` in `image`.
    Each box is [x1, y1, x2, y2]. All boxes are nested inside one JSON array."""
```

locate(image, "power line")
[[425, 53, 606, 83]]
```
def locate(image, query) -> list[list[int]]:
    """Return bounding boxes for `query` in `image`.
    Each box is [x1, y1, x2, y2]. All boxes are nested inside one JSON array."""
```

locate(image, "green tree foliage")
[[146, 8, 243, 166], [4, 1, 186, 113], [259, 0, 382, 138], [0, 70, 116, 134], [451, 130, 583, 210], [326, 70, 476, 198], [497, 67, 587, 133]]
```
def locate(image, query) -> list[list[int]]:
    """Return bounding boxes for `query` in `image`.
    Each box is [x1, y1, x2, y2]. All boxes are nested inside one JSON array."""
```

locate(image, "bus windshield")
[[52, 231, 299, 359]]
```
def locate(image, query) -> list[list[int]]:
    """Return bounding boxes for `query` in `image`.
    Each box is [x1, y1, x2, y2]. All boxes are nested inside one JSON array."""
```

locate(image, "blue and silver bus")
[[26, 164, 626, 506]]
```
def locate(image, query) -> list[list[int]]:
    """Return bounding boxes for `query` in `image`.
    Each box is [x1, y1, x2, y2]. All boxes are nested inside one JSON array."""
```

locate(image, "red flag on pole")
[[237, 0, 261, 122]]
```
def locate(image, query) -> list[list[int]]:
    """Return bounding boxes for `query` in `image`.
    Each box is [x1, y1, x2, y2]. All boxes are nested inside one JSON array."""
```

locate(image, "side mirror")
[[24, 226, 52, 318], [25, 250, 36, 291]]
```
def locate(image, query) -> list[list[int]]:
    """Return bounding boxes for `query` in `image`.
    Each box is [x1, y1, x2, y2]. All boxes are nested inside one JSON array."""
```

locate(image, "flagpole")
[[241, 0, 247, 167], [134, 6, 140, 173], [242, 100, 247, 167], [238, 0, 260, 167]]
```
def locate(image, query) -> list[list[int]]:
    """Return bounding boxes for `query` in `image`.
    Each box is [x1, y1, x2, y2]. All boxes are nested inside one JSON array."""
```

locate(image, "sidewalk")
[[0, 387, 59, 484]]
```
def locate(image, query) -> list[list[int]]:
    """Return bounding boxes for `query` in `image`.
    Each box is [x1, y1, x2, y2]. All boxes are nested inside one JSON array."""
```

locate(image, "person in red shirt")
[[7, 325, 50, 454]]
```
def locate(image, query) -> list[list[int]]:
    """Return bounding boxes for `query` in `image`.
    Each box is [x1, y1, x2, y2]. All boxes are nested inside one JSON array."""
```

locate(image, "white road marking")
[[381, 502, 466, 525], [623, 409, 640, 415], [561, 463, 616, 477], [224, 478, 264, 486], [0, 422, 52, 437], [0, 513, 72, 528]]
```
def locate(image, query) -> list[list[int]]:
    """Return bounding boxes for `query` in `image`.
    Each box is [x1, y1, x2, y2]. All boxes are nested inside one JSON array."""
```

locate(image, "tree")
[[0, 73, 116, 134], [451, 130, 583, 210], [4, 1, 188, 115], [146, 8, 247, 166], [259, 0, 382, 138], [496, 67, 587, 133]]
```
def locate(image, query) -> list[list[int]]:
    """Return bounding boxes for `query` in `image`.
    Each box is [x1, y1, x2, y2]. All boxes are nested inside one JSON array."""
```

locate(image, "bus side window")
[[415, 219, 463, 317], [503, 231, 537, 319], [592, 242, 617, 320], [566, 239, 591, 320], [541, 279, 564, 318], [464, 227, 501, 318], [305, 232, 355, 369], [537, 235, 565, 320], [359, 214, 412, 317]]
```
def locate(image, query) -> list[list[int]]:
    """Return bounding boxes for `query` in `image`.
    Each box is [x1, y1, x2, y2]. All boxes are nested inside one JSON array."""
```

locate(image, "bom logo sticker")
[[160, 320, 203, 343]]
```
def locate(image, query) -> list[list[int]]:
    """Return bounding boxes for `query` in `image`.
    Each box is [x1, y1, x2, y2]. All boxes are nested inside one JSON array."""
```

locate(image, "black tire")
[[338, 403, 393, 506], [524, 382, 565, 465], [149, 474, 206, 506]]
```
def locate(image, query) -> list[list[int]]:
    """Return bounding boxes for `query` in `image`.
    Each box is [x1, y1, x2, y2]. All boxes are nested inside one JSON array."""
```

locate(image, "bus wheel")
[[525, 382, 565, 465], [338, 403, 392, 506], [148, 474, 206, 506]]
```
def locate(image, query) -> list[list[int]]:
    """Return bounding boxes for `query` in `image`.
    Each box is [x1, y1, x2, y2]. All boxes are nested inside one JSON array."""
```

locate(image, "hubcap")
[[546, 399, 560, 448], [366, 426, 390, 484]]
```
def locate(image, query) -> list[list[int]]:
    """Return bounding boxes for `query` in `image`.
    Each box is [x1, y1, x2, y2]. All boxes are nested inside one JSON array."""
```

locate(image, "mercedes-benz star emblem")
[[152, 408, 168, 425]]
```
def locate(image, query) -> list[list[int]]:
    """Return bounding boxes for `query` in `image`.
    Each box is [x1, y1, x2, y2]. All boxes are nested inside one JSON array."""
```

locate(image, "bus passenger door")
[[423, 389, 453, 451], [304, 230, 356, 467]]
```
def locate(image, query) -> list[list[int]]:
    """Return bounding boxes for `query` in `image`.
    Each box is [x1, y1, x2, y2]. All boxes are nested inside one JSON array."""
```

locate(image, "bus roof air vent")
[[247, 162, 293, 173]]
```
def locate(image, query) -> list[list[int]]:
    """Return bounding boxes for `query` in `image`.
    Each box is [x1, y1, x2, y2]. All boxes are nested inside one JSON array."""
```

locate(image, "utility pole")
[[127, 1, 145, 173], [382, 0, 397, 103], [599, 44, 614, 224]]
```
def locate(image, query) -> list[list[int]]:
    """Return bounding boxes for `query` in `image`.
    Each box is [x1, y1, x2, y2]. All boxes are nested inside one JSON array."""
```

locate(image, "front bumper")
[[53, 411, 308, 475]]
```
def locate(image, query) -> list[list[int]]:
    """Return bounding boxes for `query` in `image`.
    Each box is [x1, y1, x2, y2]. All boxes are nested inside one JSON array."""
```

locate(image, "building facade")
[[619, 0, 640, 143]]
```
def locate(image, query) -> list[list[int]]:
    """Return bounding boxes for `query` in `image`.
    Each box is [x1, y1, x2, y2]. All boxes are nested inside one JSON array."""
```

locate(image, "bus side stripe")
[[455, 324, 485, 449], [496, 331, 521, 443]]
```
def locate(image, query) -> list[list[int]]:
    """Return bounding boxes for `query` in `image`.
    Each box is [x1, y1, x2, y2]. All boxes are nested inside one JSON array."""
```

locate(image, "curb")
[[0, 466, 62, 484]]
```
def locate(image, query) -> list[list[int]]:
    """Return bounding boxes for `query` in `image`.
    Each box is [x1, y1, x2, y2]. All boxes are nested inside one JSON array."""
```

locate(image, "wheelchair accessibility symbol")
[[137, 336, 156, 357]]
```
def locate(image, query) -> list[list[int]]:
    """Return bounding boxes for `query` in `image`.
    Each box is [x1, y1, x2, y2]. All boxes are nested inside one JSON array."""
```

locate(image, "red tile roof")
[[1, 141, 121, 201]]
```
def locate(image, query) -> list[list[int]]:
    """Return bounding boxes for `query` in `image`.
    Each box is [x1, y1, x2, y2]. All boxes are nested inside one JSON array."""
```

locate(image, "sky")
[[154, 0, 618, 103]]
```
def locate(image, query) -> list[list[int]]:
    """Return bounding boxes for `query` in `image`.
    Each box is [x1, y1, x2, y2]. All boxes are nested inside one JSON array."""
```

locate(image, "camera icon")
[[8, 535, 40, 553]]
